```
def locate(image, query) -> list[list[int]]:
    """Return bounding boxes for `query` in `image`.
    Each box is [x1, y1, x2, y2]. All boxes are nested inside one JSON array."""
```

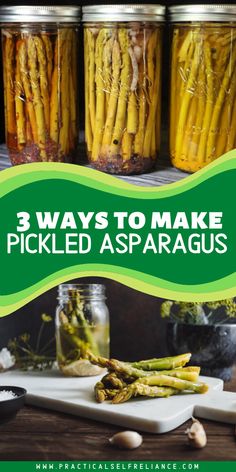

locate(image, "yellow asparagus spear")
[[91, 29, 107, 161], [69, 30, 78, 150], [50, 34, 60, 144], [170, 28, 179, 154], [84, 29, 93, 154], [34, 36, 50, 130], [109, 28, 131, 158], [188, 62, 206, 162], [121, 130, 133, 161], [59, 29, 71, 157], [87, 29, 96, 136], [101, 38, 121, 156], [143, 31, 160, 158], [207, 45, 236, 160], [103, 34, 114, 109], [227, 76, 236, 151], [15, 40, 26, 147], [19, 39, 38, 144], [196, 41, 214, 163], [175, 40, 201, 161], [41, 33, 53, 90], [27, 35, 47, 160], [5, 36, 16, 137], [127, 45, 139, 135], [134, 62, 146, 156]]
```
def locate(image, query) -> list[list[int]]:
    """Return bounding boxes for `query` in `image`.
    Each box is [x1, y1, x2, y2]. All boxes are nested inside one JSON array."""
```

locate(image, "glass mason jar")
[[82, 4, 165, 175], [0, 5, 80, 165], [55, 284, 110, 376], [169, 5, 236, 173]]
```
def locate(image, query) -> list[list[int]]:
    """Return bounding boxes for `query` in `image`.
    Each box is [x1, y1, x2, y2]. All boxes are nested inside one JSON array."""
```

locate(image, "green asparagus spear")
[[112, 384, 178, 404], [131, 353, 191, 370], [87, 352, 198, 380], [102, 372, 128, 389], [66, 290, 99, 355], [94, 381, 119, 403], [135, 374, 208, 393]]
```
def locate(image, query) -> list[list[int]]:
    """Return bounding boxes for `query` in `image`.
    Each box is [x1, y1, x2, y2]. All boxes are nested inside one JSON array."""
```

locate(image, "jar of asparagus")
[[55, 284, 110, 376], [82, 4, 165, 175], [0, 5, 80, 165], [169, 4, 236, 173]]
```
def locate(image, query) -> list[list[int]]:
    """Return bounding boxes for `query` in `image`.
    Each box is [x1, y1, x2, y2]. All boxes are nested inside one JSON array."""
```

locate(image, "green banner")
[[0, 461, 235, 472], [1, 151, 236, 316]]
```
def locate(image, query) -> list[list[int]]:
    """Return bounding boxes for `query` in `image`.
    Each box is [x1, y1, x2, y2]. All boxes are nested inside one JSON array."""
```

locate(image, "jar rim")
[[169, 4, 236, 23], [58, 283, 106, 300], [0, 5, 81, 23], [82, 4, 165, 23]]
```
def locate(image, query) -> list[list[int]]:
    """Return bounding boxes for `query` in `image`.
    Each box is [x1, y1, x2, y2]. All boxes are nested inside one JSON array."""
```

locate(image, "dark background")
[[0, 1, 229, 361]]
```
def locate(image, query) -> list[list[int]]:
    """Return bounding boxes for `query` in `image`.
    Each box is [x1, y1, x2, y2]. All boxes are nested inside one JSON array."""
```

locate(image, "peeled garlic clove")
[[109, 431, 143, 450], [186, 417, 207, 449]]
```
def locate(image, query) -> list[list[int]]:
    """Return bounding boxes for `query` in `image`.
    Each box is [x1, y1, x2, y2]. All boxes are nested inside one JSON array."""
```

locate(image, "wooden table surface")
[[0, 367, 235, 461]]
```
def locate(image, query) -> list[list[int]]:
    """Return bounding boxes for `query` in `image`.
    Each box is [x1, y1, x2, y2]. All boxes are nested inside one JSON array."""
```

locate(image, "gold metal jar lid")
[[0, 5, 81, 23], [169, 4, 236, 22], [82, 4, 166, 22]]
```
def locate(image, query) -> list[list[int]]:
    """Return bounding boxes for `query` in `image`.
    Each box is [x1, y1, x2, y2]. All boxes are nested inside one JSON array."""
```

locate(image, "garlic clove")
[[186, 417, 207, 449], [109, 431, 143, 450]]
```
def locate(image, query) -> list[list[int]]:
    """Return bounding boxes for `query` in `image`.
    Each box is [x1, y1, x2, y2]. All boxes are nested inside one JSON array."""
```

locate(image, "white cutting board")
[[1, 370, 236, 433]]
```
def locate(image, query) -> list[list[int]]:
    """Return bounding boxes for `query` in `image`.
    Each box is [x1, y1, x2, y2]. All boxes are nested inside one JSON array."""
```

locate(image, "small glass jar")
[[169, 5, 236, 173], [55, 284, 110, 376], [82, 4, 165, 175], [0, 5, 80, 165]]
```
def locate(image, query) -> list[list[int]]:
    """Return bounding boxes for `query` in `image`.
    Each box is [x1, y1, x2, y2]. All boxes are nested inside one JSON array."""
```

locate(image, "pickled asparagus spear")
[[91, 29, 107, 160], [112, 385, 178, 404], [134, 374, 208, 393], [27, 36, 47, 160], [134, 62, 146, 157], [15, 40, 26, 147], [101, 38, 121, 153], [84, 29, 93, 153], [87, 29, 96, 136], [59, 29, 71, 156], [18, 40, 38, 144], [34, 36, 50, 130], [132, 353, 191, 370], [41, 33, 53, 87], [109, 28, 131, 158], [67, 290, 99, 355], [95, 381, 119, 403], [50, 35, 60, 143], [143, 30, 159, 157], [5, 36, 16, 136]]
